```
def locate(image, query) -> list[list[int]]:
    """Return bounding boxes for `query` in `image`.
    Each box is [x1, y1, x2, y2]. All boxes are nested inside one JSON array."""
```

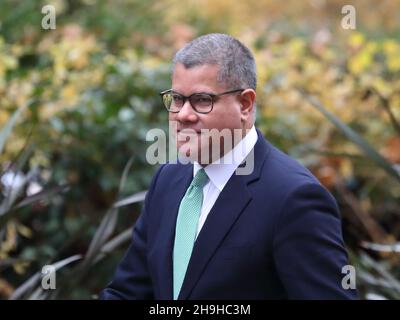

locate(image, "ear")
[[238, 89, 256, 122]]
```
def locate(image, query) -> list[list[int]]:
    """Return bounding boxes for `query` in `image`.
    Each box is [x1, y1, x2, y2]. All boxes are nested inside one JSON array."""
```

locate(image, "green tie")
[[173, 168, 209, 300]]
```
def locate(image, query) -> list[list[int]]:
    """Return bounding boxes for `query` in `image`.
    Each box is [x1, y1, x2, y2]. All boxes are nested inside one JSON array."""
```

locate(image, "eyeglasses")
[[160, 88, 244, 114]]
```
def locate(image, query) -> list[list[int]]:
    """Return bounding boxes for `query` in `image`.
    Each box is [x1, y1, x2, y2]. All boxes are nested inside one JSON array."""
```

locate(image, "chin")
[[176, 142, 198, 162]]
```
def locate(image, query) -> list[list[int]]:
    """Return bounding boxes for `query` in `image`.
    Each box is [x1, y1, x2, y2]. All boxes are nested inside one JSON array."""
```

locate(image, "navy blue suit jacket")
[[101, 129, 357, 299]]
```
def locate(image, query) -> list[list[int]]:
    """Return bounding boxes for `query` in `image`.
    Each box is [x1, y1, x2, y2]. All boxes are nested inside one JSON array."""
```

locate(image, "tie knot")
[[191, 168, 209, 188]]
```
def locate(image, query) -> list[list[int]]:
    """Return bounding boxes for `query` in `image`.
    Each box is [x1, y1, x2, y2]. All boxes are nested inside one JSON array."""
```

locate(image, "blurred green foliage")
[[0, 0, 399, 299]]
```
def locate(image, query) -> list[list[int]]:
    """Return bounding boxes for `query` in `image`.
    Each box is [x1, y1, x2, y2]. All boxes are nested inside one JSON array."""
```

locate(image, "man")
[[101, 33, 358, 299]]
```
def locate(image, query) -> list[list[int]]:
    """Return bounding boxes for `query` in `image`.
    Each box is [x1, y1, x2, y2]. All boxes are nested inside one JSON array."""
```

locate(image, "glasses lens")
[[191, 94, 213, 113], [163, 92, 183, 111]]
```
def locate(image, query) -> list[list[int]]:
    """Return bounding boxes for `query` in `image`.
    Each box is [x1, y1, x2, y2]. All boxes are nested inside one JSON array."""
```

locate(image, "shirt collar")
[[193, 125, 258, 191]]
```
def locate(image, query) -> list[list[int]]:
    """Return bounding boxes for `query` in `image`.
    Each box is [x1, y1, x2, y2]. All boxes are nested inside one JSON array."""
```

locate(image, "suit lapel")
[[157, 163, 192, 299]]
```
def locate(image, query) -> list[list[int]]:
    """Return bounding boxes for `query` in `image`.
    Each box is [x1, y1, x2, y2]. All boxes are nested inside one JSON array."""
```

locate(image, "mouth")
[[177, 129, 201, 135]]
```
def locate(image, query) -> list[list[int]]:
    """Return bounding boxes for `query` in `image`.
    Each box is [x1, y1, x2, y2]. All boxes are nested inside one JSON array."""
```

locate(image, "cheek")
[[218, 102, 241, 124], [211, 106, 242, 128]]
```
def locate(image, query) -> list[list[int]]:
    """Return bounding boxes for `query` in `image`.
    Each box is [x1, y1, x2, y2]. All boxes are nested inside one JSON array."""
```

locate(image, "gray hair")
[[172, 33, 257, 91]]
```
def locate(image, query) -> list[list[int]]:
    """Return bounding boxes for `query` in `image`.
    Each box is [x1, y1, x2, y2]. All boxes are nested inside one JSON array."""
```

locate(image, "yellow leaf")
[[16, 223, 33, 238], [387, 56, 400, 72], [372, 78, 393, 98], [61, 84, 79, 105], [348, 50, 372, 75], [0, 109, 8, 126], [383, 39, 398, 55], [348, 32, 365, 48]]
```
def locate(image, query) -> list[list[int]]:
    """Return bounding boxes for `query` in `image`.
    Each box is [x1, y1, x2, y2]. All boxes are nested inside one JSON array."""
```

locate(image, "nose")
[[176, 99, 198, 123]]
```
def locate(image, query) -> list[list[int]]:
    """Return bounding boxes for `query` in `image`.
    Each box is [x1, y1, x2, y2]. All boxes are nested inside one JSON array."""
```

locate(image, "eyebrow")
[[171, 90, 217, 96]]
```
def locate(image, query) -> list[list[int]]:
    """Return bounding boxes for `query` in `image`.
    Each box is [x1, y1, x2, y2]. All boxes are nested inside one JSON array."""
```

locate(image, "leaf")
[[298, 89, 400, 184], [0, 130, 35, 181], [80, 208, 118, 269], [9, 254, 82, 300], [361, 241, 400, 253], [93, 227, 132, 264], [0, 184, 70, 225], [13, 184, 69, 210], [0, 171, 30, 216], [118, 154, 135, 195], [112, 190, 147, 208], [0, 102, 29, 156], [365, 293, 388, 300], [359, 253, 400, 294], [77, 157, 140, 268]]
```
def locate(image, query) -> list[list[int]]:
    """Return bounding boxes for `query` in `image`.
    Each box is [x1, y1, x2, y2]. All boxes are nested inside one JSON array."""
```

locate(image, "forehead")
[[172, 63, 223, 94]]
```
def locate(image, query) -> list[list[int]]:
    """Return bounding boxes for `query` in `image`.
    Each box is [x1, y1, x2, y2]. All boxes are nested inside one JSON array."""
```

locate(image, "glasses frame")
[[160, 88, 244, 114]]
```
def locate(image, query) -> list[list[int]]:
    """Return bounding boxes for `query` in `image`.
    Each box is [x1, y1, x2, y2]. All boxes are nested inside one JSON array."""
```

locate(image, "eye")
[[193, 94, 212, 105], [172, 94, 183, 102]]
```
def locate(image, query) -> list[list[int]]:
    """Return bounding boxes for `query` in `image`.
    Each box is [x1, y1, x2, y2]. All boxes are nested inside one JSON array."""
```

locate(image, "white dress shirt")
[[193, 125, 258, 238]]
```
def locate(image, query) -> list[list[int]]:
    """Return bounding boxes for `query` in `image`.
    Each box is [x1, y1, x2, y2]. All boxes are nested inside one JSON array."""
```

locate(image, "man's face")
[[170, 63, 245, 164]]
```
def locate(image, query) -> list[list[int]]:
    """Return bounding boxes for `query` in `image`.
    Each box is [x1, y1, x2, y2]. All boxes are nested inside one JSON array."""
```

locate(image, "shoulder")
[[255, 137, 338, 212], [262, 140, 319, 187]]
